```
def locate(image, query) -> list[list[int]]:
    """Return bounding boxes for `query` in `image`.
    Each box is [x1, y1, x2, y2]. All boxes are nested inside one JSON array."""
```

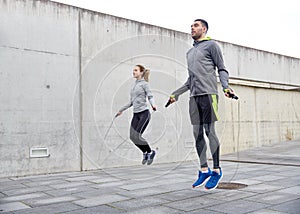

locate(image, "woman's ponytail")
[[144, 69, 150, 82]]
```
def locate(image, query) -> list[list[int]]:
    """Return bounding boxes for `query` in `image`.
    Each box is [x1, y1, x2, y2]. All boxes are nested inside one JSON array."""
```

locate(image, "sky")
[[51, 0, 300, 59]]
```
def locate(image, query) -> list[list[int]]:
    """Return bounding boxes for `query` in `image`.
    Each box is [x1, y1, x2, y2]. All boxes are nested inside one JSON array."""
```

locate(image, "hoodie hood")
[[193, 36, 211, 46]]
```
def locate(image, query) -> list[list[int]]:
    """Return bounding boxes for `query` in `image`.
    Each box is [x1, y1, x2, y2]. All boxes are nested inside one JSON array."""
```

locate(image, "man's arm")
[[210, 42, 230, 90], [219, 69, 229, 90], [210, 42, 237, 98], [165, 77, 190, 107], [171, 76, 190, 101]]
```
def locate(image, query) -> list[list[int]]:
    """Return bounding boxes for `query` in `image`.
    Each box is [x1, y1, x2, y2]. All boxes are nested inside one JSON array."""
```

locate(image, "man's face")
[[191, 21, 206, 40]]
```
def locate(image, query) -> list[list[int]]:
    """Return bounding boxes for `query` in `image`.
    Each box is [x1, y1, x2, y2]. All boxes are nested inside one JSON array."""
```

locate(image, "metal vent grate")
[[217, 182, 248, 190], [30, 147, 50, 158]]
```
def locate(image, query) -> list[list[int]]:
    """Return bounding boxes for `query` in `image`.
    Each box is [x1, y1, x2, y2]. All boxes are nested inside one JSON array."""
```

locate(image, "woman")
[[117, 65, 157, 165]]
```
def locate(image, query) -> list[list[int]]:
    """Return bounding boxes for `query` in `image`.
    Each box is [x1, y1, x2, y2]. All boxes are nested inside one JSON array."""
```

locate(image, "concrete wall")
[[0, 0, 81, 176], [0, 0, 299, 177]]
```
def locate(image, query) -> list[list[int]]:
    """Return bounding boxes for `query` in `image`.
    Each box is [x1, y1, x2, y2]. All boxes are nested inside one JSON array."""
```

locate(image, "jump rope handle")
[[224, 89, 239, 100], [165, 95, 175, 108]]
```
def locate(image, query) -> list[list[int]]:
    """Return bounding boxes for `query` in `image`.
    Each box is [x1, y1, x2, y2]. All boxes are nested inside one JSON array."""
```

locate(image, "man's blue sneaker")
[[142, 152, 148, 165], [192, 168, 212, 188], [205, 168, 223, 190], [147, 150, 156, 165]]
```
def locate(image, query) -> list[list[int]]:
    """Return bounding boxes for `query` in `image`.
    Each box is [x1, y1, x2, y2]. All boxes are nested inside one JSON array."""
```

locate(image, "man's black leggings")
[[193, 122, 220, 169], [130, 110, 151, 153]]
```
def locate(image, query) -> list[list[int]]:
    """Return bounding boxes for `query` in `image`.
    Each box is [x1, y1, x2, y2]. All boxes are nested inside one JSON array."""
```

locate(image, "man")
[[168, 19, 236, 190]]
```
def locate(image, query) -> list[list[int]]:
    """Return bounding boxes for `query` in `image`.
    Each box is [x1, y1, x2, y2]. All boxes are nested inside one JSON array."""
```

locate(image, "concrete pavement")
[[1, 140, 300, 213]]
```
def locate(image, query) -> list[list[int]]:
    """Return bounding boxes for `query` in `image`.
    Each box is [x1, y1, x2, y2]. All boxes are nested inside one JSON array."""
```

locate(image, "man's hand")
[[170, 96, 176, 103], [224, 88, 238, 100], [165, 95, 176, 108]]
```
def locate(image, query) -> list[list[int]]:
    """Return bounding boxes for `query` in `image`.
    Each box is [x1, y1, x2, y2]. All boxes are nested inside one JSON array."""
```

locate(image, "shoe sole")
[[147, 159, 154, 165], [147, 152, 156, 165], [147, 160, 153, 165], [142, 160, 147, 165], [205, 174, 223, 190], [192, 176, 211, 188]]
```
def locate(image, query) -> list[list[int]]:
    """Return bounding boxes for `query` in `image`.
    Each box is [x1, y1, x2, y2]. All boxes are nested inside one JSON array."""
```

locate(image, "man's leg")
[[193, 124, 208, 169], [201, 95, 220, 171], [204, 122, 223, 190], [204, 122, 220, 170], [192, 124, 212, 188]]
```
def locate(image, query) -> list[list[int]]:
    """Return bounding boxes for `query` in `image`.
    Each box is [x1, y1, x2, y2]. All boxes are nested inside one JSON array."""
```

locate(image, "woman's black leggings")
[[130, 110, 151, 153]]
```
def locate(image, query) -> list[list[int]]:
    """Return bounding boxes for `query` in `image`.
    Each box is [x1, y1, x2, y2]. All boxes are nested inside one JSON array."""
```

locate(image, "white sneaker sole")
[[205, 174, 223, 191], [192, 176, 211, 188]]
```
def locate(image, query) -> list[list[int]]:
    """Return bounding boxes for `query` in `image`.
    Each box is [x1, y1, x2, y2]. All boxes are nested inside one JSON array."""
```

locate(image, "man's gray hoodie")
[[172, 38, 229, 99]]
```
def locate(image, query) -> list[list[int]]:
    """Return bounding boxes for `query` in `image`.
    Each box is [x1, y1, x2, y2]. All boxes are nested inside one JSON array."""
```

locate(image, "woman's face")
[[133, 66, 143, 79]]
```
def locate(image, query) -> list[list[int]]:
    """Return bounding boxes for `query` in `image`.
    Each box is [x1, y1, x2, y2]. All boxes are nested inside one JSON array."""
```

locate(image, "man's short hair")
[[194, 19, 209, 31]]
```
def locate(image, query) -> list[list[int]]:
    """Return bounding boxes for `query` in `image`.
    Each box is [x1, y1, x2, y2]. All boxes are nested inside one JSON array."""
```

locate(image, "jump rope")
[[164, 89, 241, 182], [98, 107, 156, 166], [103, 91, 237, 152], [100, 87, 240, 180]]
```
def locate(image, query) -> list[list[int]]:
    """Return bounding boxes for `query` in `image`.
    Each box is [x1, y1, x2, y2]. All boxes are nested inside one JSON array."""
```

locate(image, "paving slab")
[[65, 175, 101, 182], [163, 195, 227, 212], [207, 199, 270, 214], [205, 189, 258, 201], [125, 205, 181, 214], [0, 193, 48, 203], [109, 196, 169, 211], [63, 205, 123, 214], [12, 202, 82, 214], [156, 189, 209, 201], [87, 177, 122, 184], [276, 185, 300, 195], [49, 181, 91, 189], [1, 186, 53, 196], [73, 194, 130, 207], [242, 183, 285, 194], [270, 198, 300, 214], [25, 196, 79, 207], [0, 202, 30, 213], [21, 179, 69, 187], [247, 209, 286, 214], [71, 188, 127, 199], [44, 185, 96, 197], [245, 191, 300, 205], [0, 183, 28, 192], [221, 140, 300, 166]]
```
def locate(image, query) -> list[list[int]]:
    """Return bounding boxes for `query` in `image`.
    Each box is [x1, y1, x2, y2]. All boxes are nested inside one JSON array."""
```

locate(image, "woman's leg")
[[130, 110, 151, 153], [135, 110, 151, 153]]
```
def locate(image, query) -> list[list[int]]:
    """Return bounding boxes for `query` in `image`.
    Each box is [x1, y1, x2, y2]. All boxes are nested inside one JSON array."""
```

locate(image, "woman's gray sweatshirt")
[[119, 79, 155, 113]]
